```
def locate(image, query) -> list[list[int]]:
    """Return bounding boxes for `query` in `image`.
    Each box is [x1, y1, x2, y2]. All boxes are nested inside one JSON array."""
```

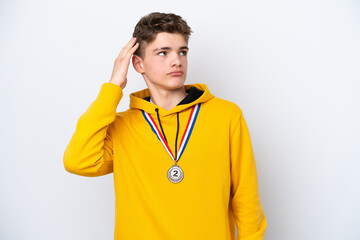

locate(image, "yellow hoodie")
[[63, 82, 267, 240]]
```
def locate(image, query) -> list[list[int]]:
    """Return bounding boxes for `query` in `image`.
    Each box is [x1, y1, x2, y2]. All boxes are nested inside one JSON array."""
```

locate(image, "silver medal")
[[167, 164, 184, 183], [142, 104, 201, 184]]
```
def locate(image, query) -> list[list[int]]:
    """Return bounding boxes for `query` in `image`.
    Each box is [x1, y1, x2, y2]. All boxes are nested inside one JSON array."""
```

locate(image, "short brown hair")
[[132, 12, 193, 59]]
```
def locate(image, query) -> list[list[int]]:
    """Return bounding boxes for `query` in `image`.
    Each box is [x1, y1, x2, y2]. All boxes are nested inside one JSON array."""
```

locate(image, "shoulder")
[[105, 109, 137, 128], [106, 109, 138, 133], [206, 96, 243, 119], [115, 109, 137, 120]]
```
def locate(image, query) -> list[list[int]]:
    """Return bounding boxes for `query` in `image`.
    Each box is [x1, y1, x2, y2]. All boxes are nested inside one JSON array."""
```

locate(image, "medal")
[[142, 103, 201, 183], [167, 164, 184, 183]]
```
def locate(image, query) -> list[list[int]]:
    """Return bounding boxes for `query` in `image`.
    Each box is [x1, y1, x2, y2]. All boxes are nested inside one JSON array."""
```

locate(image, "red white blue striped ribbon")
[[141, 103, 201, 163]]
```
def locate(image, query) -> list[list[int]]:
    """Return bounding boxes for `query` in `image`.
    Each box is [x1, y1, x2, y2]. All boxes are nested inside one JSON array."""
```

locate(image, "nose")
[[170, 53, 181, 67]]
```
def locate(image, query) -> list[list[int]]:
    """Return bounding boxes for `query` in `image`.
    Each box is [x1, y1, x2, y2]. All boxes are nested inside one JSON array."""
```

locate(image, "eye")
[[158, 51, 166, 56], [180, 51, 188, 56]]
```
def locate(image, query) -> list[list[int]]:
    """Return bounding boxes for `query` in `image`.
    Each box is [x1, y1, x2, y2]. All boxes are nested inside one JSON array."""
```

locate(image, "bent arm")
[[63, 83, 123, 177]]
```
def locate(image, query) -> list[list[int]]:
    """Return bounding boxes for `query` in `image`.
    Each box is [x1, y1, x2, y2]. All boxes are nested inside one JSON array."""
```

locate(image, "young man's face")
[[133, 32, 189, 91]]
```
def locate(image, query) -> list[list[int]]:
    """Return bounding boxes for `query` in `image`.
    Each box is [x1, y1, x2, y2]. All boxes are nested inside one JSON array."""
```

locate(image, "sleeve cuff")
[[96, 82, 123, 107]]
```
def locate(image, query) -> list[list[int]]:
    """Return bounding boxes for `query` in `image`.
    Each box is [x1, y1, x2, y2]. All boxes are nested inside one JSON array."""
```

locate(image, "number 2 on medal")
[[173, 170, 178, 177]]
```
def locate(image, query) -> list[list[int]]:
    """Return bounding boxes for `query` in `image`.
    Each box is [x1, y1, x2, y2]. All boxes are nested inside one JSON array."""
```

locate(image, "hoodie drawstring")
[[155, 108, 180, 162]]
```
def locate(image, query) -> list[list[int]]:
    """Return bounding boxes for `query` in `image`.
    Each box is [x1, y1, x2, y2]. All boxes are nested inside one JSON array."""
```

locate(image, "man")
[[63, 12, 267, 240]]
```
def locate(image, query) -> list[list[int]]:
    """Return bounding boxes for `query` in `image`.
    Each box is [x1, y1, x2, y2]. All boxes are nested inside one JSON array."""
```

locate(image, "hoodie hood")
[[129, 83, 215, 117]]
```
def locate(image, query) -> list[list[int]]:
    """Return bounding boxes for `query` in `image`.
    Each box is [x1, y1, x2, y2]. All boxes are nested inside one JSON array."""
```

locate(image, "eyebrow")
[[153, 46, 189, 52]]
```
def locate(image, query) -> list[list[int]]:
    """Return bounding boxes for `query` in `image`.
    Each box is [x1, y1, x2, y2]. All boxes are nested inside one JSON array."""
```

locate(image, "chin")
[[168, 78, 186, 88], [147, 76, 186, 90]]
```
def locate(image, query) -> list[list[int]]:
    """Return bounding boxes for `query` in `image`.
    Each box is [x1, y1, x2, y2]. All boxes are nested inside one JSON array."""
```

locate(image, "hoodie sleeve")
[[63, 83, 123, 177], [230, 111, 267, 240]]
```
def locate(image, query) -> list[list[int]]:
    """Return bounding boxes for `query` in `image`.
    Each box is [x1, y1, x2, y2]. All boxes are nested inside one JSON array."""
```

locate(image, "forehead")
[[146, 32, 187, 50]]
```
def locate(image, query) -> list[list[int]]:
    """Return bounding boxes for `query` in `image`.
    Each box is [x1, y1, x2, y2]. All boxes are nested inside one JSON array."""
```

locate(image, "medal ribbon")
[[141, 103, 201, 163]]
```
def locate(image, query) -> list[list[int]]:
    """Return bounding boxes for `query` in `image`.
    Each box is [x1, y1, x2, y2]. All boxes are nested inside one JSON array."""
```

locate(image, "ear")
[[132, 55, 145, 74]]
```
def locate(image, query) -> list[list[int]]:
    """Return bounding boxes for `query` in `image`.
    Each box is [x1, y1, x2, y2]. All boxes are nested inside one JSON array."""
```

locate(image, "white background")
[[1, 0, 359, 239]]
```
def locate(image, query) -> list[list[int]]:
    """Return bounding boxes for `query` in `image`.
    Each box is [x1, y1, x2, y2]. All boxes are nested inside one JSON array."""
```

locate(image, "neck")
[[148, 85, 188, 111]]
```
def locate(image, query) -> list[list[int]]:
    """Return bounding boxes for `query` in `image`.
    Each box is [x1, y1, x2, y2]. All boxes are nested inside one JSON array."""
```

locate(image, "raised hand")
[[109, 37, 139, 89]]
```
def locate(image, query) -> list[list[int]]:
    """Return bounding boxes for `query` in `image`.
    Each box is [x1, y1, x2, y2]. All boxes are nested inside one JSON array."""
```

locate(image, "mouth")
[[168, 71, 183, 76]]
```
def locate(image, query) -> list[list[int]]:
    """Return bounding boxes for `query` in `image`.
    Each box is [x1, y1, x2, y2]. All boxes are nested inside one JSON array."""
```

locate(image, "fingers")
[[123, 37, 137, 52], [119, 37, 138, 57], [127, 42, 139, 56]]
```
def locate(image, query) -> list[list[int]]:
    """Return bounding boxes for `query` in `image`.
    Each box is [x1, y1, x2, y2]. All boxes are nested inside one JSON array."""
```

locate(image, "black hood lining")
[[143, 86, 204, 106]]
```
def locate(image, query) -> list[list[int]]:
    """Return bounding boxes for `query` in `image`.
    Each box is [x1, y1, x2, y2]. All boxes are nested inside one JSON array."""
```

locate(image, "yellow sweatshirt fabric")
[[63, 82, 267, 240]]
